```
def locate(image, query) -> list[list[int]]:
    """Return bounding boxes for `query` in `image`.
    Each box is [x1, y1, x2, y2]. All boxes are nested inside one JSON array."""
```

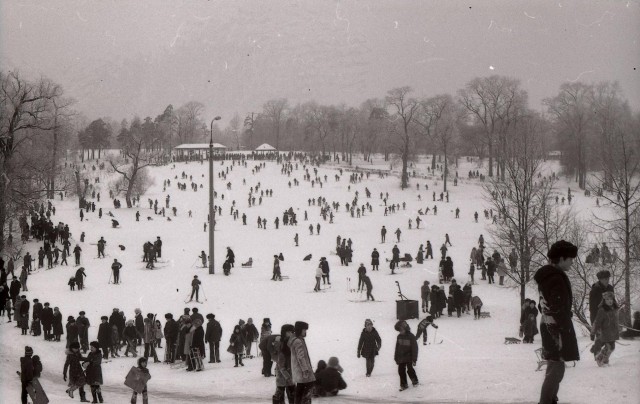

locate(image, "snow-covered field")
[[1, 156, 638, 404]]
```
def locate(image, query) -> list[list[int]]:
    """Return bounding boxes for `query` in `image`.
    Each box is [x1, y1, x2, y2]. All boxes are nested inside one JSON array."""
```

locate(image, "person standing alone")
[[533, 240, 579, 404]]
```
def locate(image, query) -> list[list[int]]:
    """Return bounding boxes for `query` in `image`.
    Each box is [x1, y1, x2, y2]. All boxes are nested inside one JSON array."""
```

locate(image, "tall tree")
[[0, 71, 62, 252], [228, 112, 242, 150], [262, 98, 288, 150], [544, 82, 594, 189], [243, 112, 260, 150], [458, 76, 526, 180], [385, 86, 419, 189]]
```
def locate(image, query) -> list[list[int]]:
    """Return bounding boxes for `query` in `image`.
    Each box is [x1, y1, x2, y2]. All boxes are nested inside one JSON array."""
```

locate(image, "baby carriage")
[[398, 253, 413, 268]]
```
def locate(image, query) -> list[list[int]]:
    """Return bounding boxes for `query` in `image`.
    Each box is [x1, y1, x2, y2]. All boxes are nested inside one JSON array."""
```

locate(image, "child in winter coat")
[[111, 325, 121, 358], [315, 356, 347, 396], [123, 320, 139, 357], [155, 320, 163, 348], [415, 316, 438, 345], [394, 320, 418, 391], [63, 341, 88, 401], [130, 357, 151, 404], [228, 325, 245, 367], [522, 301, 539, 343], [357, 319, 381, 376], [590, 291, 619, 365], [471, 295, 483, 319], [68, 277, 76, 291]]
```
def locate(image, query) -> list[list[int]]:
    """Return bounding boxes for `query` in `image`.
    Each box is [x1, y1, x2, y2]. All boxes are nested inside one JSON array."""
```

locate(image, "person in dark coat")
[[205, 313, 222, 363], [77, 311, 90, 352], [243, 318, 259, 357], [20, 346, 35, 404], [134, 309, 144, 345], [19, 295, 30, 335], [453, 285, 465, 317], [66, 316, 79, 348], [357, 319, 381, 376], [485, 257, 496, 284], [41, 302, 53, 340], [394, 320, 418, 390], [415, 315, 438, 345], [588, 270, 614, 326], [533, 240, 579, 404], [429, 285, 440, 318], [75, 267, 87, 290], [226, 247, 235, 267], [363, 275, 374, 301], [9, 278, 21, 304], [229, 325, 245, 367], [315, 356, 347, 396], [371, 248, 379, 271], [63, 341, 88, 401], [97, 316, 112, 359], [191, 318, 206, 369], [84, 341, 104, 403], [32, 299, 43, 323], [416, 245, 424, 264], [52, 307, 64, 341], [164, 313, 179, 363]]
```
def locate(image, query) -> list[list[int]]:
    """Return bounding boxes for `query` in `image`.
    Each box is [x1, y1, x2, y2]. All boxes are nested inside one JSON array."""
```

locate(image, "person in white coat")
[[289, 321, 315, 403]]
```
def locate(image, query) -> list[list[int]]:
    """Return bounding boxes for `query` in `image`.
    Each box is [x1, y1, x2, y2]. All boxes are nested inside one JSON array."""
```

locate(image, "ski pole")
[[108, 271, 112, 284], [201, 286, 208, 302]]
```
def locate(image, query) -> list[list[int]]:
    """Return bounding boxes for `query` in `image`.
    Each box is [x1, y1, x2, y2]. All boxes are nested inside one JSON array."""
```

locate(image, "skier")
[[199, 251, 207, 268], [97, 237, 106, 258], [394, 320, 419, 391], [415, 315, 438, 345], [111, 259, 122, 284], [189, 276, 201, 302], [533, 240, 579, 404], [363, 275, 374, 301]]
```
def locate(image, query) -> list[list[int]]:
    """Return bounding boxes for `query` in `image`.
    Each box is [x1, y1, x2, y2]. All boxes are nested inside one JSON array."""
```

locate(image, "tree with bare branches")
[[385, 87, 419, 189], [262, 98, 288, 150]]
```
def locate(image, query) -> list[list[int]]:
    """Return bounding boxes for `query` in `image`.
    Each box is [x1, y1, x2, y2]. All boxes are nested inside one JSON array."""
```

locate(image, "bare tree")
[[243, 112, 260, 150], [417, 94, 460, 192], [544, 82, 594, 189], [262, 98, 288, 150], [458, 75, 525, 180], [589, 113, 640, 326], [109, 117, 163, 208], [484, 111, 555, 305], [228, 112, 242, 150], [385, 86, 419, 189], [176, 101, 204, 144], [0, 71, 62, 252]]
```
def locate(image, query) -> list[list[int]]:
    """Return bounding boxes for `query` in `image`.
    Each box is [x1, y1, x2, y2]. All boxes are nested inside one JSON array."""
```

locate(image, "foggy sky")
[[2, 0, 639, 125]]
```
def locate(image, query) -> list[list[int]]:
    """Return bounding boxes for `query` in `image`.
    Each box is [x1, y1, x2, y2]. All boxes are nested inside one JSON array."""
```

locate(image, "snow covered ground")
[[1, 155, 638, 403]]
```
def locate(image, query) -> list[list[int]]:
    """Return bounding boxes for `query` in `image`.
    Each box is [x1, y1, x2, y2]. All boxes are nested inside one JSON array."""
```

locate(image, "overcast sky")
[[2, 0, 639, 125]]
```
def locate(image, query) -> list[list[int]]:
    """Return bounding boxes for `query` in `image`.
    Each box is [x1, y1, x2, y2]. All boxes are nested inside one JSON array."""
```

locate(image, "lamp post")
[[209, 116, 221, 274]]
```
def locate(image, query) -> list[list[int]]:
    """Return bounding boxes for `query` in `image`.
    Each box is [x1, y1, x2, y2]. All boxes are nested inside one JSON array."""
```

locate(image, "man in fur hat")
[[533, 240, 580, 404], [289, 321, 315, 403], [589, 270, 614, 326]]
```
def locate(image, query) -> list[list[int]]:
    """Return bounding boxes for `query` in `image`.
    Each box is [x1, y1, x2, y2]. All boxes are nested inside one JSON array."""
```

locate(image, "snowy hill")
[[1, 156, 638, 403]]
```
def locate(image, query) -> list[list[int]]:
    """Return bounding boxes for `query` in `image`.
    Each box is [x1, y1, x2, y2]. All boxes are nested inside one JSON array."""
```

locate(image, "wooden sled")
[[534, 348, 576, 371], [241, 258, 253, 268], [504, 337, 521, 344], [479, 311, 491, 318], [27, 378, 49, 404]]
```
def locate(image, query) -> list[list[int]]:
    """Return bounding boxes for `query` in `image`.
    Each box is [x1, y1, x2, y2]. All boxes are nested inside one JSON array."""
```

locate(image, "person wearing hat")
[[371, 248, 379, 271], [77, 311, 91, 353], [66, 316, 80, 349], [394, 320, 418, 390], [98, 316, 112, 360], [226, 247, 235, 268], [134, 309, 144, 346], [189, 275, 201, 303], [20, 346, 35, 404], [204, 314, 222, 364], [19, 295, 30, 335], [111, 259, 122, 284], [164, 313, 179, 363], [243, 318, 259, 357], [315, 357, 347, 396], [590, 291, 619, 365], [228, 324, 246, 367], [272, 324, 295, 403], [289, 321, 315, 402], [533, 240, 579, 404], [589, 270, 614, 326], [63, 341, 88, 401], [52, 307, 64, 341], [41, 302, 53, 340], [416, 315, 438, 346], [130, 357, 151, 404], [320, 257, 330, 285], [357, 263, 367, 292], [357, 319, 381, 377], [154, 236, 163, 258], [84, 341, 104, 403], [143, 316, 160, 363], [259, 318, 273, 376]]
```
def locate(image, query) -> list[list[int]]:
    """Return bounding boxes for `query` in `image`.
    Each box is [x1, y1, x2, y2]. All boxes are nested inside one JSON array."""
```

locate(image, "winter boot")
[[80, 389, 90, 402], [399, 384, 409, 391], [91, 390, 98, 403], [98, 391, 104, 403]]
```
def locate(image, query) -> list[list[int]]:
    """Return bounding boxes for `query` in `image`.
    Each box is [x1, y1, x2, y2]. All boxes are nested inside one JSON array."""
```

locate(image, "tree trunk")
[[401, 137, 409, 189], [488, 143, 494, 177], [443, 144, 448, 192]]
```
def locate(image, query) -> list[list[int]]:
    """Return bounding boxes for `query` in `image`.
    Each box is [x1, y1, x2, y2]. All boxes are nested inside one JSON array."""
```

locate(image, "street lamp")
[[209, 116, 221, 274]]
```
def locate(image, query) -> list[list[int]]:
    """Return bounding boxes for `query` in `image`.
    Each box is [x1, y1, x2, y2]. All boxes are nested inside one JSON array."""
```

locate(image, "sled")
[[189, 347, 204, 371], [534, 348, 576, 371], [241, 258, 253, 268], [124, 366, 151, 393], [504, 337, 521, 344], [26, 378, 49, 404], [479, 311, 491, 318]]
